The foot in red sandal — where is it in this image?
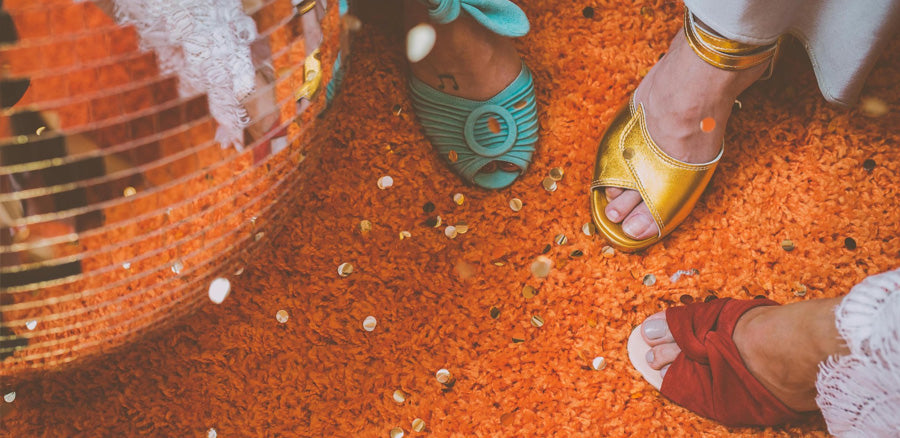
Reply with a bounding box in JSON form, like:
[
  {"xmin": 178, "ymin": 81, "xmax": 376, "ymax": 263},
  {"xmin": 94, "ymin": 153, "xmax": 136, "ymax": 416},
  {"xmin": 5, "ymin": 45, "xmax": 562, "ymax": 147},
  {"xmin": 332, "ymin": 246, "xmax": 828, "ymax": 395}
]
[{"xmin": 628, "ymin": 296, "xmax": 849, "ymax": 426}]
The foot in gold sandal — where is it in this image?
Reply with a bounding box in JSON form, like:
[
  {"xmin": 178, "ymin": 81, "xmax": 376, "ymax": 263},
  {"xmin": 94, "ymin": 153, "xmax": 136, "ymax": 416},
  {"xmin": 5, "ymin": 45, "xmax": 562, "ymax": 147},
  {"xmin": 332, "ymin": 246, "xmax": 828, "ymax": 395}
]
[{"xmin": 590, "ymin": 10, "xmax": 780, "ymax": 251}]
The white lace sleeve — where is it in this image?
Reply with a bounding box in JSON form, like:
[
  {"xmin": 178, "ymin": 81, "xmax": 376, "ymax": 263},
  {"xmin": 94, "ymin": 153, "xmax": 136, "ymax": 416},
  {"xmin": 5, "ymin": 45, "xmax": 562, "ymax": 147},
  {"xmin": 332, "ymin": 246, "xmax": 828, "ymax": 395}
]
[{"xmin": 109, "ymin": 0, "xmax": 258, "ymax": 150}]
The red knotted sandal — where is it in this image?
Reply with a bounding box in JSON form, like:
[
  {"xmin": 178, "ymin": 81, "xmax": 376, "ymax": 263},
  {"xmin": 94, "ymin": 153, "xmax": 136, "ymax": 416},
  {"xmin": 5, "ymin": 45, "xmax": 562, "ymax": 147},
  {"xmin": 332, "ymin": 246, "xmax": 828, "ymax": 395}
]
[{"xmin": 628, "ymin": 298, "xmax": 807, "ymax": 426}]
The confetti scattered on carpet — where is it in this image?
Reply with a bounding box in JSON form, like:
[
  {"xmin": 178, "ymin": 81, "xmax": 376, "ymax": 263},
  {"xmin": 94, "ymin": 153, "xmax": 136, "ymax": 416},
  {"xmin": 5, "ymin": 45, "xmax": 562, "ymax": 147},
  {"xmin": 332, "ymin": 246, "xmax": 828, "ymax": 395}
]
[{"xmin": 4, "ymin": 1, "xmax": 900, "ymax": 436}]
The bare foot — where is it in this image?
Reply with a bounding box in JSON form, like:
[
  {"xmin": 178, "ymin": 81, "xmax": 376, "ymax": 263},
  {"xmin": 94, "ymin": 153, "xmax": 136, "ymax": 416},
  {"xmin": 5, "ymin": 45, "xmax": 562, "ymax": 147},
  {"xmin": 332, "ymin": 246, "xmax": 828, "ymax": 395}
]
[
  {"xmin": 640, "ymin": 297, "xmax": 850, "ymax": 412},
  {"xmin": 603, "ymin": 31, "xmax": 768, "ymax": 239}
]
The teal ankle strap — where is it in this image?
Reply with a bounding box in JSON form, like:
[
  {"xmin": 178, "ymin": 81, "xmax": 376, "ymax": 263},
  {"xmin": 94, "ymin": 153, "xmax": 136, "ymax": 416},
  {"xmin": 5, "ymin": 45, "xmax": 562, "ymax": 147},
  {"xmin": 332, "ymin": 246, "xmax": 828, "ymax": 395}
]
[{"xmin": 420, "ymin": 0, "xmax": 529, "ymax": 37}]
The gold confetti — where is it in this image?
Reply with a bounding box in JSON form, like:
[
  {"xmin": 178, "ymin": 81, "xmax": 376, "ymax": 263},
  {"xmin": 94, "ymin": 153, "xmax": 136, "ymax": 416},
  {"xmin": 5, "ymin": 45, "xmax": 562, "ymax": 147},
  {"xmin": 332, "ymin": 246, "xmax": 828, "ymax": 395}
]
[
  {"xmin": 541, "ymin": 177, "xmax": 557, "ymax": 192},
  {"xmin": 582, "ymin": 222, "xmax": 596, "ymax": 236},
  {"xmin": 530, "ymin": 315, "xmax": 545, "ymax": 328},
  {"xmin": 337, "ymin": 262, "xmax": 354, "ymax": 277},
  {"xmin": 363, "ymin": 315, "xmax": 377, "ymax": 331},
  {"xmin": 389, "ymin": 427, "xmax": 405, "ymax": 438},
  {"xmin": 549, "ymin": 167, "xmax": 564, "ymax": 181},
  {"xmin": 591, "ymin": 356, "xmax": 607, "ymax": 370},
  {"xmin": 411, "ymin": 419, "xmax": 426, "ymax": 432},
  {"xmin": 35, "ymin": 126, "xmax": 46, "ymax": 136},
  {"xmin": 392, "ymin": 390, "xmax": 406, "ymax": 403},
  {"xmin": 453, "ymin": 193, "xmax": 465, "ymax": 205},
  {"xmin": 399, "ymin": 230, "xmax": 412, "ymax": 240},
  {"xmin": 522, "ymin": 285, "xmax": 537, "ymax": 299},
  {"xmin": 781, "ymin": 239, "xmax": 795, "ymax": 251},
  {"xmin": 359, "ymin": 220, "xmax": 373, "ymax": 234},
  {"xmin": 601, "ymin": 246, "xmax": 615, "ymax": 257},
  {"xmin": 509, "ymin": 198, "xmax": 523, "ymax": 212},
  {"xmin": 642, "ymin": 274, "xmax": 656, "ymax": 286},
  {"xmin": 793, "ymin": 283, "xmax": 808, "ymax": 297},
  {"xmin": 425, "ymin": 216, "xmax": 442, "ymax": 228},
  {"xmin": 276, "ymin": 310, "xmax": 289, "ymax": 323},
  {"xmin": 123, "ymin": 186, "xmax": 137, "ymax": 197},
  {"xmin": 554, "ymin": 234, "xmax": 568, "ymax": 245},
  {"xmin": 448, "ymin": 150, "xmax": 459, "ymax": 162},
  {"xmin": 455, "ymin": 222, "xmax": 469, "ymax": 234}
]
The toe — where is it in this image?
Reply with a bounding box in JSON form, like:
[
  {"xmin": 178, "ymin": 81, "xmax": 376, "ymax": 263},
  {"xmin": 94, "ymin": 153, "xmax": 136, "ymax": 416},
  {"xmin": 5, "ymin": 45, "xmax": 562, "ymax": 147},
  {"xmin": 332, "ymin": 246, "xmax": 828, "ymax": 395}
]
[
  {"xmin": 641, "ymin": 313, "xmax": 674, "ymax": 346},
  {"xmin": 621, "ymin": 203, "xmax": 659, "ymax": 240},
  {"xmin": 604, "ymin": 189, "xmax": 643, "ymax": 224},
  {"xmin": 646, "ymin": 342, "xmax": 681, "ymax": 370},
  {"xmin": 605, "ymin": 187, "xmax": 624, "ymax": 202}
]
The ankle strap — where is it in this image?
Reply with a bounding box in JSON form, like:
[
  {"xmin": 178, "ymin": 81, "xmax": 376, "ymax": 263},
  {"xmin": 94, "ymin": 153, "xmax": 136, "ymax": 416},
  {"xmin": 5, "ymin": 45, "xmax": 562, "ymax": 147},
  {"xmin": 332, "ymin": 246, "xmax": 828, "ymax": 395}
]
[
  {"xmin": 419, "ymin": 0, "xmax": 529, "ymax": 37},
  {"xmin": 683, "ymin": 10, "xmax": 778, "ymax": 71}
]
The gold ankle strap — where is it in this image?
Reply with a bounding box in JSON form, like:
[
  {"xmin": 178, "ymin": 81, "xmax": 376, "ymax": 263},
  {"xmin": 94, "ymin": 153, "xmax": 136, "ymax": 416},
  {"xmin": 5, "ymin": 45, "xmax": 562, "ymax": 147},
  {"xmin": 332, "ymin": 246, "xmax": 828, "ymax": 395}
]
[{"xmin": 683, "ymin": 10, "xmax": 779, "ymax": 71}]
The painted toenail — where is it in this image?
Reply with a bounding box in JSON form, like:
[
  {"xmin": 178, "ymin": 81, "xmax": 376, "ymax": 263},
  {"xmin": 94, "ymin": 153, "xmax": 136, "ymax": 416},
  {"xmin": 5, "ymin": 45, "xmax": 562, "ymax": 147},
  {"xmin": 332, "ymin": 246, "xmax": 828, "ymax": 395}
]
[
  {"xmin": 606, "ymin": 208, "xmax": 620, "ymax": 222},
  {"xmin": 623, "ymin": 215, "xmax": 651, "ymax": 238},
  {"xmin": 645, "ymin": 350, "xmax": 654, "ymax": 364},
  {"xmin": 643, "ymin": 319, "xmax": 667, "ymax": 340}
]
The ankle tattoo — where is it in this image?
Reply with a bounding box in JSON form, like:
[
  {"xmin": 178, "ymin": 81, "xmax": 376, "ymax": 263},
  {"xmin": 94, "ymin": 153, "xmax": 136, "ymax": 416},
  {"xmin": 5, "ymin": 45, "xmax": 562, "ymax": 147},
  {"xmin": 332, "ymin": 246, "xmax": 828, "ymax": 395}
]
[{"xmin": 437, "ymin": 74, "xmax": 459, "ymax": 90}]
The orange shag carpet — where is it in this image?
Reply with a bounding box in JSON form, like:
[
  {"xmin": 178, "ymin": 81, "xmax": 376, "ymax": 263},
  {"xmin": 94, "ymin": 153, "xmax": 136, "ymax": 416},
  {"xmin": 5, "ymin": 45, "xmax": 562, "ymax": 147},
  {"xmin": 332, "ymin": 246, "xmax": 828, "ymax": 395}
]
[{"xmin": 4, "ymin": 1, "xmax": 900, "ymax": 436}]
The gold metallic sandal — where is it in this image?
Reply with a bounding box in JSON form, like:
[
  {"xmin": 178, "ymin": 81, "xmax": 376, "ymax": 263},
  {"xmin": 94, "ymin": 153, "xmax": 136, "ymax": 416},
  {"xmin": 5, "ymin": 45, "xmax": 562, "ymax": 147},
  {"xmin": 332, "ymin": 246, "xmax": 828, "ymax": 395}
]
[{"xmin": 589, "ymin": 10, "xmax": 780, "ymax": 252}]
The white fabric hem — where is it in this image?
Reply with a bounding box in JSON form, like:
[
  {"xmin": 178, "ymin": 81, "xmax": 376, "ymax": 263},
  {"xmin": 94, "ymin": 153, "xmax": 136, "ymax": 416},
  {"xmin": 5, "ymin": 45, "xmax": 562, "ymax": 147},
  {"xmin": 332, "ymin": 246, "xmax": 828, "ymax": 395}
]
[{"xmin": 816, "ymin": 268, "xmax": 900, "ymax": 437}]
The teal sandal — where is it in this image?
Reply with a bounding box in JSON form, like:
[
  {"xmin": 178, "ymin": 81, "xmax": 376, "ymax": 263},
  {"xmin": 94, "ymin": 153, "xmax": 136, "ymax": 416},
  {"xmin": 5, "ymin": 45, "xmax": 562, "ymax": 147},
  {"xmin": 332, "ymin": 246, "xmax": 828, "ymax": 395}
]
[{"xmin": 409, "ymin": 0, "xmax": 538, "ymax": 189}]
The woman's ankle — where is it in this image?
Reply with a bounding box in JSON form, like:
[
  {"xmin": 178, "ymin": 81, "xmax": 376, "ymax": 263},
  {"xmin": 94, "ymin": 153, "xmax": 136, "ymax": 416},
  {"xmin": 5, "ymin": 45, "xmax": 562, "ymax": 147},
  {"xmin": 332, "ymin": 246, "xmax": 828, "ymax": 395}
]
[{"xmin": 404, "ymin": 0, "xmax": 520, "ymax": 101}]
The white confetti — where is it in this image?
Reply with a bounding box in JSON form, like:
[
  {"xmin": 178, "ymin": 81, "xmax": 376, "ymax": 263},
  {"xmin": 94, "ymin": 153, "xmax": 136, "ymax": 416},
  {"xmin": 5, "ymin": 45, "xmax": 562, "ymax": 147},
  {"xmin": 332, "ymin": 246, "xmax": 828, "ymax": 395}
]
[
  {"xmin": 406, "ymin": 23, "xmax": 436, "ymax": 63},
  {"xmin": 530, "ymin": 256, "xmax": 553, "ymax": 278},
  {"xmin": 208, "ymin": 278, "xmax": 231, "ymax": 304},
  {"xmin": 377, "ymin": 175, "xmax": 394, "ymax": 190},
  {"xmin": 435, "ymin": 368, "xmax": 452, "ymax": 384},
  {"xmin": 363, "ymin": 316, "xmax": 377, "ymax": 331},
  {"xmin": 669, "ymin": 268, "xmax": 699, "ymax": 283}
]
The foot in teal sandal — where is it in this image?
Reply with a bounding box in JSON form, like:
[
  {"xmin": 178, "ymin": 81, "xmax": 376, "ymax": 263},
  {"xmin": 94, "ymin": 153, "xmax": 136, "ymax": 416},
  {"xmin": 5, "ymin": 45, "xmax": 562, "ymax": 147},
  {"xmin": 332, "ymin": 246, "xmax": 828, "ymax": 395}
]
[{"xmin": 408, "ymin": 0, "xmax": 539, "ymax": 189}]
